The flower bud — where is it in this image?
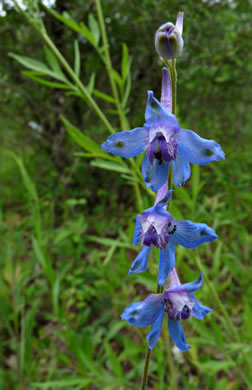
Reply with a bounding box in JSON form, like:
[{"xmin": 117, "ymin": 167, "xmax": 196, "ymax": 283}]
[{"xmin": 155, "ymin": 12, "xmax": 184, "ymax": 60}]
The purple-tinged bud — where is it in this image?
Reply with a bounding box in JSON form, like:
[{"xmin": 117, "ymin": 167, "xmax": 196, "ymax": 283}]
[{"xmin": 155, "ymin": 12, "xmax": 184, "ymax": 60}]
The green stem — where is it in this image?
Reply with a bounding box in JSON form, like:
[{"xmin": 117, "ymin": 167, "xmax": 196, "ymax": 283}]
[
  {"xmin": 171, "ymin": 59, "xmax": 177, "ymax": 115},
  {"xmin": 141, "ymin": 59, "xmax": 177, "ymax": 390},
  {"xmin": 41, "ymin": 31, "xmax": 115, "ymax": 135},
  {"xmin": 141, "ymin": 348, "xmax": 151, "ymax": 390},
  {"xmin": 95, "ymin": 0, "xmax": 128, "ymax": 130},
  {"xmin": 95, "ymin": 0, "xmax": 143, "ymax": 211},
  {"xmin": 13, "ymin": 0, "xmax": 114, "ymax": 136}
]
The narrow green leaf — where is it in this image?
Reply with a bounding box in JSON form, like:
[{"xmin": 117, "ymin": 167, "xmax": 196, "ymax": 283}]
[
  {"xmin": 31, "ymin": 377, "xmax": 92, "ymax": 388},
  {"xmin": 61, "ymin": 115, "xmax": 112, "ymax": 160},
  {"xmin": 108, "ymin": 67, "xmax": 123, "ymax": 89},
  {"xmin": 197, "ymin": 360, "xmax": 235, "ymax": 374},
  {"xmin": 122, "ymin": 72, "xmax": 131, "ymax": 108},
  {"xmin": 22, "ymin": 71, "xmax": 73, "ymax": 90},
  {"xmin": 80, "ymin": 22, "xmax": 96, "ymax": 46},
  {"xmin": 74, "ymin": 40, "xmax": 80, "ymax": 77},
  {"xmin": 121, "ymin": 43, "xmax": 129, "ymax": 80},
  {"xmin": 93, "ymin": 89, "xmax": 116, "ymax": 103},
  {"xmin": 86, "ymin": 236, "xmax": 136, "ymax": 249},
  {"xmin": 87, "ymin": 73, "xmax": 96, "ymax": 94},
  {"xmin": 88, "ymin": 14, "xmax": 100, "ymax": 45},
  {"xmin": 43, "ymin": 46, "xmax": 63, "ymax": 76},
  {"xmin": 9, "ymin": 53, "xmax": 67, "ymax": 82},
  {"xmin": 43, "ymin": 6, "xmax": 82, "ymax": 34},
  {"xmin": 10, "ymin": 53, "xmax": 52, "ymax": 73},
  {"xmin": 90, "ymin": 159, "xmax": 130, "ymax": 174}
]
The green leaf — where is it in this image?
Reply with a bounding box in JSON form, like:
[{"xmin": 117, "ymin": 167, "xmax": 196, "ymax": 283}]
[
  {"xmin": 9, "ymin": 53, "xmax": 67, "ymax": 82},
  {"xmin": 74, "ymin": 40, "xmax": 80, "ymax": 77},
  {"xmin": 90, "ymin": 159, "xmax": 130, "ymax": 174},
  {"xmin": 93, "ymin": 89, "xmax": 116, "ymax": 103},
  {"xmin": 31, "ymin": 377, "xmax": 92, "ymax": 388},
  {"xmin": 122, "ymin": 72, "xmax": 131, "ymax": 108},
  {"xmin": 108, "ymin": 67, "xmax": 123, "ymax": 89},
  {"xmin": 87, "ymin": 73, "xmax": 96, "ymax": 94},
  {"xmin": 43, "ymin": 6, "xmax": 82, "ymax": 34},
  {"xmin": 121, "ymin": 43, "xmax": 130, "ymax": 80},
  {"xmin": 22, "ymin": 71, "xmax": 73, "ymax": 90},
  {"xmin": 43, "ymin": 46, "xmax": 64, "ymax": 76},
  {"xmin": 10, "ymin": 53, "xmax": 53, "ymax": 74},
  {"xmin": 32, "ymin": 237, "xmax": 55, "ymax": 285},
  {"xmin": 86, "ymin": 236, "xmax": 136, "ymax": 249},
  {"xmin": 80, "ymin": 22, "xmax": 96, "ymax": 46},
  {"xmin": 88, "ymin": 14, "xmax": 100, "ymax": 45},
  {"xmin": 61, "ymin": 116, "xmax": 112, "ymax": 160},
  {"xmin": 197, "ymin": 360, "xmax": 235, "ymax": 374}
]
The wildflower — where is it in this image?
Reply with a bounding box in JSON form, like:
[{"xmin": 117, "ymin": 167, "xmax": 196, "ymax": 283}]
[
  {"xmin": 155, "ymin": 12, "xmax": 184, "ymax": 60},
  {"xmin": 129, "ymin": 191, "xmax": 217, "ymax": 285},
  {"xmin": 121, "ymin": 269, "xmax": 212, "ymax": 351},
  {"xmin": 101, "ymin": 81, "xmax": 225, "ymax": 191}
]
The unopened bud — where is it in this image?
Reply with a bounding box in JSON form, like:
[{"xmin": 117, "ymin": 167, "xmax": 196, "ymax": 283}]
[{"xmin": 155, "ymin": 12, "xmax": 184, "ymax": 60}]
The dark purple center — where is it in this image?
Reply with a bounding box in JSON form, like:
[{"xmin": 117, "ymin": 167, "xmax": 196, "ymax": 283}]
[
  {"xmin": 148, "ymin": 134, "xmax": 177, "ymax": 165},
  {"xmin": 162, "ymin": 295, "xmax": 191, "ymax": 321},
  {"xmin": 143, "ymin": 225, "xmax": 169, "ymax": 250},
  {"xmin": 180, "ymin": 305, "xmax": 191, "ymax": 320}
]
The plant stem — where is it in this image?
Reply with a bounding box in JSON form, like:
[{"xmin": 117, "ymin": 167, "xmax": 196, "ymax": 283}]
[
  {"xmin": 171, "ymin": 59, "xmax": 177, "ymax": 115},
  {"xmin": 95, "ymin": 0, "xmax": 128, "ymax": 130},
  {"xmin": 141, "ymin": 348, "xmax": 151, "ymax": 390},
  {"xmin": 13, "ymin": 0, "xmax": 115, "ymax": 136},
  {"xmin": 141, "ymin": 59, "xmax": 177, "ymax": 390}
]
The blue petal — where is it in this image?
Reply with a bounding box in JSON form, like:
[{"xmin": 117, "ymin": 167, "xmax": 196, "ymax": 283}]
[
  {"xmin": 141, "ymin": 154, "xmax": 169, "ymax": 192},
  {"xmin": 168, "ymin": 318, "xmax": 191, "ymax": 352},
  {"xmin": 175, "ymin": 129, "xmax": 225, "ymax": 165},
  {"xmin": 158, "ymin": 238, "xmax": 176, "ymax": 285},
  {"xmin": 121, "ymin": 295, "xmax": 163, "ymax": 327},
  {"xmin": 145, "ymin": 91, "xmax": 179, "ymax": 128},
  {"xmin": 133, "ymin": 214, "xmax": 142, "ymax": 245},
  {"xmin": 146, "ymin": 310, "xmax": 165, "ymax": 350},
  {"xmin": 128, "ymin": 245, "xmax": 151, "ymax": 275},
  {"xmin": 171, "ymin": 147, "xmax": 191, "ymax": 186},
  {"xmin": 173, "ymin": 220, "xmax": 218, "ymax": 249},
  {"xmin": 101, "ymin": 127, "xmax": 147, "ymax": 158},
  {"xmin": 167, "ymin": 273, "xmax": 203, "ymax": 293},
  {"xmin": 192, "ymin": 300, "xmax": 212, "ymax": 320}
]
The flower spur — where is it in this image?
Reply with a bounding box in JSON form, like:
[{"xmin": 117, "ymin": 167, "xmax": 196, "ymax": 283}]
[{"xmin": 121, "ymin": 268, "xmax": 212, "ymax": 351}]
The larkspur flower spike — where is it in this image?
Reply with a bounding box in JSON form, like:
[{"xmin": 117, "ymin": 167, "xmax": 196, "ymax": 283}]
[
  {"xmin": 101, "ymin": 68, "xmax": 225, "ymax": 192},
  {"xmin": 121, "ymin": 269, "xmax": 212, "ymax": 351},
  {"xmin": 129, "ymin": 190, "xmax": 218, "ymax": 285},
  {"xmin": 155, "ymin": 12, "xmax": 184, "ymax": 60}
]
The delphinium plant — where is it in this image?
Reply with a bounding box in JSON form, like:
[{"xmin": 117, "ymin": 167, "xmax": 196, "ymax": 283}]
[
  {"xmin": 101, "ymin": 12, "xmax": 225, "ymax": 388},
  {"xmin": 9, "ymin": 1, "xmax": 252, "ymax": 387}
]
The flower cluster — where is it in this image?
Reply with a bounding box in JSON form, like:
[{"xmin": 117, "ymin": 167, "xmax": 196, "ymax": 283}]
[{"xmin": 101, "ymin": 13, "xmax": 224, "ymax": 352}]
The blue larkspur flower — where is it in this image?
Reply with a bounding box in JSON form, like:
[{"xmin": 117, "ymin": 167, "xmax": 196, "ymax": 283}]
[
  {"xmin": 121, "ymin": 269, "xmax": 212, "ymax": 351},
  {"xmin": 101, "ymin": 89, "xmax": 225, "ymax": 191},
  {"xmin": 129, "ymin": 190, "xmax": 217, "ymax": 285}
]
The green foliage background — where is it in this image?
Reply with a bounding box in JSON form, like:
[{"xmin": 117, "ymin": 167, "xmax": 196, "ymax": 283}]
[{"xmin": 0, "ymin": 0, "xmax": 251, "ymax": 389}]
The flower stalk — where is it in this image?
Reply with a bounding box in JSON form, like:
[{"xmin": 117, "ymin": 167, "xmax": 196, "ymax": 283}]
[{"xmin": 141, "ymin": 58, "xmax": 178, "ymax": 390}]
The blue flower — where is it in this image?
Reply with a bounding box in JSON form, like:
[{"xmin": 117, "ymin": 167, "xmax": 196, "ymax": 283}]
[
  {"xmin": 129, "ymin": 191, "xmax": 217, "ymax": 285},
  {"xmin": 101, "ymin": 89, "xmax": 225, "ymax": 191},
  {"xmin": 121, "ymin": 269, "xmax": 212, "ymax": 351}
]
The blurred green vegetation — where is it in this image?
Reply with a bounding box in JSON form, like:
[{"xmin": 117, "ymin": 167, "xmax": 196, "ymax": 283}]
[{"xmin": 0, "ymin": 0, "xmax": 251, "ymax": 389}]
